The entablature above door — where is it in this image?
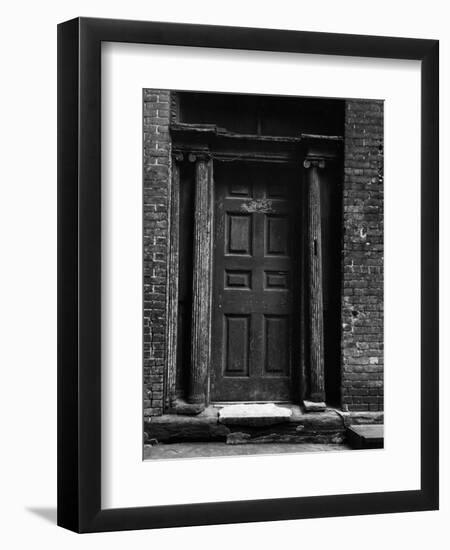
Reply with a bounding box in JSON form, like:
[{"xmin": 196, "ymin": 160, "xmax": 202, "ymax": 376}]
[{"xmin": 170, "ymin": 122, "xmax": 343, "ymax": 164}]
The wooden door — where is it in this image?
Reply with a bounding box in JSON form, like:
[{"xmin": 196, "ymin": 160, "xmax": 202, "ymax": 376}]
[{"xmin": 210, "ymin": 162, "xmax": 300, "ymax": 402}]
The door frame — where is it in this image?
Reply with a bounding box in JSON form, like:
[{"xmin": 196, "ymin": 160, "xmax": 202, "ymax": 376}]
[{"xmin": 165, "ymin": 127, "xmax": 341, "ymax": 411}]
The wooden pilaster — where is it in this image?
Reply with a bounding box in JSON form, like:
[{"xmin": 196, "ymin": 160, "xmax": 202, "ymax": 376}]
[
  {"xmin": 188, "ymin": 154, "xmax": 213, "ymax": 405},
  {"xmin": 304, "ymin": 157, "xmax": 326, "ymax": 406},
  {"xmin": 165, "ymin": 154, "xmax": 182, "ymax": 409}
]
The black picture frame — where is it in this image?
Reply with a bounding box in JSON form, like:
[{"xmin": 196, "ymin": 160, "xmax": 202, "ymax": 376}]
[{"xmin": 57, "ymin": 17, "xmax": 439, "ymax": 533}]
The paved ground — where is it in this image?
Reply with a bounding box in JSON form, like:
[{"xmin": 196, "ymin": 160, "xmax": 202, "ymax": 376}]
[{"xmin": 144, "ymin": 441, "xmax": 351, "ymax": 460}]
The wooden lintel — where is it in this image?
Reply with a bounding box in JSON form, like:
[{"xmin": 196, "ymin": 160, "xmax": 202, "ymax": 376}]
[
  {"xmin": 171, "ymin": 123, "xmax": 343, "ymax": 144},
  {"xmin": 300, "ymin": 133, "xmax": 344, "ymax": 141}
]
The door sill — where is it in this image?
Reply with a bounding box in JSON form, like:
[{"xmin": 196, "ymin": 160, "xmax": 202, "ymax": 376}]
[{"xmin": 211, "ymin": 400, "xmax": 295, "ymax": 406}]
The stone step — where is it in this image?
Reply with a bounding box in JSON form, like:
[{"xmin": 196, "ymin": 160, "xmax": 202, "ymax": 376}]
[
  {"xmin": 346, "ymin": 424, "xmax": 384, "ymax": 449},
  {"xmin": 144, "ymin": 404, "xmax": 349, "ymax": 444},
  {"xmin": 218, "ymin": 403, "xmax": 292, "ymax": 427}
]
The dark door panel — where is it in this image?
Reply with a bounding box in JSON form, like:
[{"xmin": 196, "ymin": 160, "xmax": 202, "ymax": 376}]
[{"xmin": 211, "ymin": 162, "xmax": 301, "ymax": 402}]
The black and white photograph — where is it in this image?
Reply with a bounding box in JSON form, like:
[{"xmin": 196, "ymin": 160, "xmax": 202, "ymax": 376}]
[
  {"xmin": 0, "ymin": 0, "xmax": 444, "ymax": 543},
  {"xmin": 143, "ymin": 89, "xmax": 384, "ymax": 459}
]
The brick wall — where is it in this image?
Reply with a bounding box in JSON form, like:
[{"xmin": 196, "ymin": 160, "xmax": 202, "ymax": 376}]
[
  {"xmin": 143, "ymin": 89, "xmax": 172, "ymax": 418},
  {"xmin": 341, "ymin": 99, "xmax": 384, "ymax": 412}
]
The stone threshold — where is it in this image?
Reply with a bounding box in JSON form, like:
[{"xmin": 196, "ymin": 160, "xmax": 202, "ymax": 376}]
[{"xmin": 144, "ymin": 403, "xmax": 383, "ymax": 446}]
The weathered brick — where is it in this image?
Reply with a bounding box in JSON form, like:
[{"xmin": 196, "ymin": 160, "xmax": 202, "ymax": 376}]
[
  {"xmin": 341, "ymin": 99, "xmax": 384, "ymax": 412},
  {"xmin": 143, "ymin": 89, "xmax": 172, "ymax": 416}
]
